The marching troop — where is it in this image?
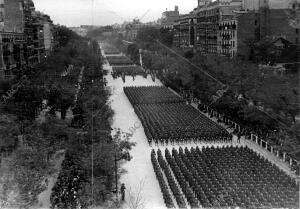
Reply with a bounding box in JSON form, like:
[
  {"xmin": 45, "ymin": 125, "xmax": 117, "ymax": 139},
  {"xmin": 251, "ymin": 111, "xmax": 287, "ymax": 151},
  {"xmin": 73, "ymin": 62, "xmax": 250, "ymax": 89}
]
[
  {"xmin": 152, "ymin": 147, "xmax": 298, "ymax": 209},
  {"xmin": 125, "ymin": 86, "xmax": 231, "ymax": 146},
  {"xmin": 101, "ymin": 46, "xmax": 298, "ymax": 209}
]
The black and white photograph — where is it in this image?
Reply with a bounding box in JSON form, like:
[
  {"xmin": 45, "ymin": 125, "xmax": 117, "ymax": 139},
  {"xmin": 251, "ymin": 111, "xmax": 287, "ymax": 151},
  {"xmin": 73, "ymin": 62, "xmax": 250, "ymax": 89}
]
[{"xmin": 0, "ymin": 0, "xmax": 299, "ymax": 209}]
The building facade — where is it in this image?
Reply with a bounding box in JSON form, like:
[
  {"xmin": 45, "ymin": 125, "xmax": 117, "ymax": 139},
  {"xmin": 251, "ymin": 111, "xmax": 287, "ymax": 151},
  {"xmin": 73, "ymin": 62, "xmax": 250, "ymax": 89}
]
[
  {"xmin": 174, "ymin": 0, "xmax": 300, "ymax": 58},
  {"xmin": 0, "ymin": 0, "xmax": 25, "ymax": 78},
  {"xmin": 217, "ymin": 11, "xmax": 257, "ymax": 58},
  {"xmin": 122, "ymin": 19, "xmax": 160, "ymax": 41},
  {"xmin": 161, "ymin": 6, "xmax": 180, "ymax": 29},
  {"xmin": 195, "ymin": 0, "xmax": 243, "ymax": 56},
  {"xmin": 0, "ymin": 0, "xmax": 55, "ymax": 78},
  {"xmin": 173, "ymin": 14, "xmax": 196, "ymax": 48}
]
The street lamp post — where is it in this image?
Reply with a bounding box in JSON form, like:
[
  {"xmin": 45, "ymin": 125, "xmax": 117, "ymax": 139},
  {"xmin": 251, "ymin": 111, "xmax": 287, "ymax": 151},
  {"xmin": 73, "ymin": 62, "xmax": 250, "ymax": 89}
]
[
  {"xmin": 298, "ymin": 166, "xmax": 300, "ymax": 209},
  {"xmin": 91, "ymin": 79, "xmax": 95, "ymax": 206},
  {"xmin": 115, "ymin": 149, "xmax": 118, "ymax": 201}
]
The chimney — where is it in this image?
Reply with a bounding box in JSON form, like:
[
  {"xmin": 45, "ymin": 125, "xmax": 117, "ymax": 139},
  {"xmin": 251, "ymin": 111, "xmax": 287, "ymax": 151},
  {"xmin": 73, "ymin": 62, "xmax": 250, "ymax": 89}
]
[{"xmin": 175, "ymin": 6, "xmax": 179, "ymax": 11}]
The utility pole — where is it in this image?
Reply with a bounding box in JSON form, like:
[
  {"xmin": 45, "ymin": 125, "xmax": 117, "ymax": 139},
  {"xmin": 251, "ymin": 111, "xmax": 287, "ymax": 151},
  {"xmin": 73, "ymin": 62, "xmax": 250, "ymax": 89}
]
[
  {"xmin": 113, "ymin": 130, "xmax": 123, "ymax": 202},
  {"xmin": 91, "ymin": 79, "xmax": 94, "ymax": 206},
  {"xmin": 114, "ymin": 129, "xmax": 120, "ymax": 202},
  {"xmin": 115, "ymin": 148, "xmax": 118, "ymax": 201}
]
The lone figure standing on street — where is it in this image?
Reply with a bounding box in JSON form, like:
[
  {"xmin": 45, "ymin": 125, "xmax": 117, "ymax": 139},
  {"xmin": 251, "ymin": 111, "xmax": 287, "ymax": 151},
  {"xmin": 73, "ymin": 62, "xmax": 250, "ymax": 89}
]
[
  {"xmin": 237, "ymin": 133, "xmax": 241, "ymax": 144},
  {"xmin": 120, "ymin": 183, "xmax": 126, "ymax": 201}
]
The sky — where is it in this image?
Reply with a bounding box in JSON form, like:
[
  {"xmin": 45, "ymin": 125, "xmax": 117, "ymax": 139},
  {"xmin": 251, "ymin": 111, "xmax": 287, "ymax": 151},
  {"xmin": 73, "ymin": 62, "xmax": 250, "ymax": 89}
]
[{"xmin": 32, "ymin": 0, "xmax": 197, "ymax": 27}]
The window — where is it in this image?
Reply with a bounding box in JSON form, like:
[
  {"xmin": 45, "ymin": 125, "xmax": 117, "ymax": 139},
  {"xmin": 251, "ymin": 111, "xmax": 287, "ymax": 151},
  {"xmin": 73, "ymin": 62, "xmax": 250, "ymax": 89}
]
[
  {"xmin": 254, "ymin": 20, "xmax": 257, "ymax": 26},
  {"xmin": 0, "ymin": 11, "xmax": 3, "ymax": 22},
  {"xmin": 296, "ymin": 28, "xmax": 299, "ymax": 35}
]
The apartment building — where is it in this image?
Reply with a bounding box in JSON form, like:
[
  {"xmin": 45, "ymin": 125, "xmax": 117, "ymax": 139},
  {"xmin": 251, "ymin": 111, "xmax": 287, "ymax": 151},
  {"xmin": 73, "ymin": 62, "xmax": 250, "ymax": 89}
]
[
  {"xmin": 0, "ymin": 0, "xmax": 56, "ymax": 78},
  {"xmin": 0, "ymin": 0, "xmax": 25, "ymax": 78},
  {"xmin": 218, "ymin": 11, "xmax": 257, "ymax": 58},
  {"xmin": 43, "ymin": 15, "xmax": 54, "ymax": 56},
  {"xmin": 161, "ymin": 6, "xmax": 180, "ymax": 29},
  {"xmin": 174, "ymin": 0, "xmax": 300, "ymax": 58},
  {"xmin": 195, "ymin": 0, "xmax": 243, "ymax": 55},
  {"xmin": 173, "ymin": 14, "xmax": 195, "ymax": 48}
]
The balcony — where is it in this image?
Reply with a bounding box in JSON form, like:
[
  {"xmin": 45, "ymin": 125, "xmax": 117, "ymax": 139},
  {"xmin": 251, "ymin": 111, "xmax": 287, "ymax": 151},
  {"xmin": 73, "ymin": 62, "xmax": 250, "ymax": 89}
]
[{"xmin": 221, "ymin": 44, "xmax": 232, "ymax": 48}]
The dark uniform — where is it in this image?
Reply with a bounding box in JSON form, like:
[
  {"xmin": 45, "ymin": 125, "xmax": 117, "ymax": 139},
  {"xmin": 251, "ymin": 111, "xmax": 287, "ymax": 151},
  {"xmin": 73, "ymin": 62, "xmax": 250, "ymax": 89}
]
[{"xmin": 120, "ymin": 183, "xmax": 126, "ymax": 201}]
